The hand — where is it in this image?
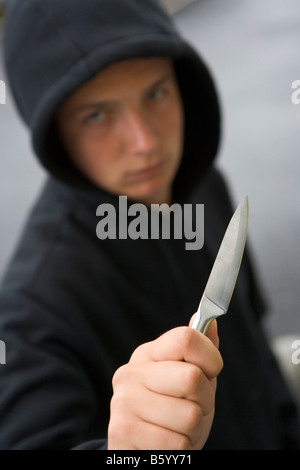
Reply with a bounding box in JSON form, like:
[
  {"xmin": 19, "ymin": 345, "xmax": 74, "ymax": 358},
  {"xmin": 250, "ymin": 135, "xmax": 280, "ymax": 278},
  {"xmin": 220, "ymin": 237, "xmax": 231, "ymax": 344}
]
[{"xmin": 107, "ymin": 320, "xmax": 223, "ymax": 450}]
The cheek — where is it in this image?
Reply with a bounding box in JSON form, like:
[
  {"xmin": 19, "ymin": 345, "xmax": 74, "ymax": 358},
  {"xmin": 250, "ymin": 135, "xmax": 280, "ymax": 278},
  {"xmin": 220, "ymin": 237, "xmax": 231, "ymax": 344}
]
[
  {"xmin": 67, "ymin": 131, "xmax": 115, "ymax": 176},
  {"xmin": 57, "ymin": 118, "xmax": 123, "ymax": 190}
]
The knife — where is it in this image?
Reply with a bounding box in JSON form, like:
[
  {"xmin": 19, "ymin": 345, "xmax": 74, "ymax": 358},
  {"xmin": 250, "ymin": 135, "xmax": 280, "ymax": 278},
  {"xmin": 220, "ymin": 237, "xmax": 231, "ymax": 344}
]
[{"xmin": 191, "ymin": 195, "xmax": 249, "ymax": 334}]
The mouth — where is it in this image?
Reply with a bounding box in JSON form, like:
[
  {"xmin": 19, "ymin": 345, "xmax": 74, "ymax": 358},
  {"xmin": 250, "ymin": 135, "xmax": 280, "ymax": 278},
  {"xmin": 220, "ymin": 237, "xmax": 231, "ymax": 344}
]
[{"xmin": 126, "ymin": 160, "xmax": 166, "ymax": 180}]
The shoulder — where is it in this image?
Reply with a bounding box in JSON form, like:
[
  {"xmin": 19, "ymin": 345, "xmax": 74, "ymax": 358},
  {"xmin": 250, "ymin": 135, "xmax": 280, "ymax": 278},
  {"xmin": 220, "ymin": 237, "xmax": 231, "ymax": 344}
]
[{"xmin": 0, "ymin": 177, "xmax": 102, "ymax": 295}]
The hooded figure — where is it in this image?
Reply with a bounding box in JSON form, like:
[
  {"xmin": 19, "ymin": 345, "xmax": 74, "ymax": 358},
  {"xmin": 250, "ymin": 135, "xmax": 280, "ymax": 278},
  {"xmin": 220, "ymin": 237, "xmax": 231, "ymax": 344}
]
[{"xmin": 0, "ymin": 0, "xmax": 299, "ymax": 450}]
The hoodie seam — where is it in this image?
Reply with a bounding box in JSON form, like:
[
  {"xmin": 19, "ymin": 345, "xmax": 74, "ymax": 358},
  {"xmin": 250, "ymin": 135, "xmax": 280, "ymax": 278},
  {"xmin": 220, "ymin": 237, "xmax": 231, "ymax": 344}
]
[
  {"xmin": 30, "ymin": 0, "xmax": 179, "ymax": 73},
  {"xmin": 29, "ymin": 1, "xmax": 90, "ymax": 67}
]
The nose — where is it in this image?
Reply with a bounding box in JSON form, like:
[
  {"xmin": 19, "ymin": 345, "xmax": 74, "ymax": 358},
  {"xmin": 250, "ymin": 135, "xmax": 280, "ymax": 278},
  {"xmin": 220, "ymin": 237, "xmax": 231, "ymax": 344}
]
[{"xmin": 122, "ymin": 109, "xmax": 159, "ymax": 156}]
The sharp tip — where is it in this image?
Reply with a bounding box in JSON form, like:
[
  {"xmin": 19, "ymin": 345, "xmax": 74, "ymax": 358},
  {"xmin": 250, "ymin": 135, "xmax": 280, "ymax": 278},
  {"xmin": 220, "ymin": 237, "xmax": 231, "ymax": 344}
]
[
  {"xmin": 241, "ymin": 194, "xmax": 249, "ymax": 208},
  {"xmin": 242, "ymin": 195, "xmax": 250, "ymax": 225},
  {"xmin": 236, "ymin": 195, "xmax": 250, "ymax": 221}
]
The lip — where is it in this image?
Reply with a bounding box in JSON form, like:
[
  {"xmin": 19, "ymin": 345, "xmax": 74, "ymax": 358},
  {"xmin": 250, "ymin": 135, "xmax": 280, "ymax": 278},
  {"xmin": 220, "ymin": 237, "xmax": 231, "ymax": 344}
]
[{"xmin": 127, "ymin": 161, "xmax": 166, "ymax": 180}]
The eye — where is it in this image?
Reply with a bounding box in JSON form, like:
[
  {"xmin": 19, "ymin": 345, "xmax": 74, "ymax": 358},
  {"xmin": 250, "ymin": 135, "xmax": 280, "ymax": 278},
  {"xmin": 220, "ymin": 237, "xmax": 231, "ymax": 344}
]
[
  {"xmin": 148, "ymin": 87, "xmax": 167, "ymax": 102},
  {"xmin": 84, "ymin": 109, "xmax": 106, "ymax": 124}
]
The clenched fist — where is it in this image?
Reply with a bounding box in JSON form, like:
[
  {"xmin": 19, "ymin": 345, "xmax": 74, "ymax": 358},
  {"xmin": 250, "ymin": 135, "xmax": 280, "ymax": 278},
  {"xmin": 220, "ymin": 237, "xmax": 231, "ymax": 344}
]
[{"xmin": 108, "ymin": 320, "xmax": 223, "ymax": 450}]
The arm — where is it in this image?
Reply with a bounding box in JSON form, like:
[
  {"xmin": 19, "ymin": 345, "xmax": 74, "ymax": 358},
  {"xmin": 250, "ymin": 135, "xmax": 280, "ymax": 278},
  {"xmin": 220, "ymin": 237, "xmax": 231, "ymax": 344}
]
[{"xmin": 0, "ymin": 289, "xmax": 102, "ymax": 450}]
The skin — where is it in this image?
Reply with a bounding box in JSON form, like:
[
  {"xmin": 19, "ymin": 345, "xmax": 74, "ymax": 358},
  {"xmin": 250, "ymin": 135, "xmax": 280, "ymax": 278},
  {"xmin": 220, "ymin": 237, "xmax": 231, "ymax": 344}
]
[
  {"xmin": 56, "ymin": 57, "xmax": 224, "ymax": 449},
  {"xmin": 108, "ymin": 319, "xmax": 223, "ymax": 450},
  {"xmin": 56, "ymin": 57, "xmax": 184, "ymax": 205}
]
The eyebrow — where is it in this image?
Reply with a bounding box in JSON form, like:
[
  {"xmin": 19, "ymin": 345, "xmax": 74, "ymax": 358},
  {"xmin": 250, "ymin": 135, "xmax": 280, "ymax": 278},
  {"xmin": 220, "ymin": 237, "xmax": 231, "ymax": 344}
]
[
  {"xmin": 68, "ymin": 74, "xmax": 174, "ymax": 117},
  {"xmin": 144, "ymin": 74, "xmax": 174, "ymax": 94}
]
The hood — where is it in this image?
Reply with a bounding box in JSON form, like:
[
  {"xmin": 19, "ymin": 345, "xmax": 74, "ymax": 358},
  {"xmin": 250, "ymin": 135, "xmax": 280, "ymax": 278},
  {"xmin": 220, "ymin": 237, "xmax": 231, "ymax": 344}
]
[{"xmin": 3, "ymin": 0, "xmax": 221, "ymax": 200}]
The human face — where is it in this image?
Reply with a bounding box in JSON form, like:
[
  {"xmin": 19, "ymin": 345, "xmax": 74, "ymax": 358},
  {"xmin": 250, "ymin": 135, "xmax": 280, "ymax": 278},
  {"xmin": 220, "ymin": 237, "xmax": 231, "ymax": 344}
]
[{"xmin": 55, "ymin": 58, "xmax": 184, "ymax": 205}]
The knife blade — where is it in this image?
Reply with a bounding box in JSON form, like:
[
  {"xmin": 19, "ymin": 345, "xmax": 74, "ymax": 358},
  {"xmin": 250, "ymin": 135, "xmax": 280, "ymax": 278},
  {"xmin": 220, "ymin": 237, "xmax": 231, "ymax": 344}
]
[{"xmin": 191, "ymin": 195, "xmax": 249, "ymax": 334}]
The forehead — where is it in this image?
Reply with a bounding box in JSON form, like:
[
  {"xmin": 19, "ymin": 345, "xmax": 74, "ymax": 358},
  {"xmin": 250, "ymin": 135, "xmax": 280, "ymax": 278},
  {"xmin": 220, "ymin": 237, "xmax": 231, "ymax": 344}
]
[{"xmin": 61, "ymin": 57, "xmax": 175, "ymax": 107}]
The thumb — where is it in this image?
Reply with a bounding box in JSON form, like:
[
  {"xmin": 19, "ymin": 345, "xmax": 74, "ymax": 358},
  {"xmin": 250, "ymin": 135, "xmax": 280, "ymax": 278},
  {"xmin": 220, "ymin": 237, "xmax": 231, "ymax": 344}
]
[
  {"xmin": 206, "ymin": 320, "xmax": 219, "ymax": 349},
  {"xmin": 188, "ymin": 312, "xmax": 197, "ymax": 328}
]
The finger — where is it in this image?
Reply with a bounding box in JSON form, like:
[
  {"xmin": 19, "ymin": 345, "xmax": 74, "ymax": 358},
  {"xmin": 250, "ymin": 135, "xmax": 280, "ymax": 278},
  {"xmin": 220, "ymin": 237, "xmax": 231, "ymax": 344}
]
[
  {"xmin": 109, "ymin": 384, "xmax": 194, "ymax": 450},
  {"xmin": 109, "ymin": 417, "xmax": 192, "ymax": 450},
  {"xmin": 140, "ymin": 360, "xmax": 216, "ymax": 408},
  {"xmin": 131, "ymin": 387, "xmax": 206, "ymax": 436},
  {"xmin": 131, "ymin": 326, "xmax": 223, "ymax": 379}
]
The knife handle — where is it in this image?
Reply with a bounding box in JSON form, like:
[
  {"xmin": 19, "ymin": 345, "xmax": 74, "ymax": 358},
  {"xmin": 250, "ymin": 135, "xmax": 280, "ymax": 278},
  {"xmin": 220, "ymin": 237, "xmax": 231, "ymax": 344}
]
[{"xmin": 191, "ymin": 295, "xmax": 226, "ymax": 335}]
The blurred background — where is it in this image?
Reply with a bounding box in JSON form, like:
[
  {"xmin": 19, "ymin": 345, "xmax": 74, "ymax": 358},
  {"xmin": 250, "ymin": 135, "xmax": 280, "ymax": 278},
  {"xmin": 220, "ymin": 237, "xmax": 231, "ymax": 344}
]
[{"xmin": 0, "ymin": 0, "xmax": 299, "ymax": 340}]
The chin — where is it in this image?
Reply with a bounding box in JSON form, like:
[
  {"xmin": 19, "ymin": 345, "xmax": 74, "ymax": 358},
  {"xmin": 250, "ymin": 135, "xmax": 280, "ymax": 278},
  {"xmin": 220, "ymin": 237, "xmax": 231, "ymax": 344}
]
[{"xmin": 129, "ymin": 182, "xmax": 172, "ymax": 206}]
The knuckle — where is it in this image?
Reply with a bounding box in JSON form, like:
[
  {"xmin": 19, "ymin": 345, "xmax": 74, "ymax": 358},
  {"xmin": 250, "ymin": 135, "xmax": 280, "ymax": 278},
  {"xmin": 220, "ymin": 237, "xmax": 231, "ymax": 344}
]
[
  {"xmin": 112, "ymin": 364, "xmax": 128, "ymax": 389},
  {"xmin": 184, "ymin": 402, "xmax": 203, "ymax": 432},
  {"xmin": 110, "ymin": 388, "xmax": 128, "ymax": 415},
  {"xmin": 217, "ymin": 353, "xmax": 224, "ymax": 374},
  {"xmin": 109, "ymin": 391, "xmax": 139, "ymax": 442},
  {"xmin": 171, "ymin": 433, "xmax": 192, "ymax": 451},
  {"xmin": 210, "ymin": 351, "xmax": 224, "ymax": 378},
  {"xmin": 108, "ymin": 412, "xmax": 135, "ymax": 447},
  {"xmin": 130, "ymin": 342, "xmax": 149, "ymax": 362},
  {"xmin": 184, "ymin": 364, "xmax": 204, "ymax": 393},
  {"xmin": 108, "ymin": 416, "xmax": 124, "ymax": 444}
]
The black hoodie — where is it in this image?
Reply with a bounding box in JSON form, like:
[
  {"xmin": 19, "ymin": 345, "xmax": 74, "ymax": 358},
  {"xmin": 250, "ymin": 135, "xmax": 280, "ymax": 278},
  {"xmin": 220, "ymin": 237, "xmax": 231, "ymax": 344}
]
[{"xmin": 0, "ymin": 0, "xmax": 299, "ymax": 450}]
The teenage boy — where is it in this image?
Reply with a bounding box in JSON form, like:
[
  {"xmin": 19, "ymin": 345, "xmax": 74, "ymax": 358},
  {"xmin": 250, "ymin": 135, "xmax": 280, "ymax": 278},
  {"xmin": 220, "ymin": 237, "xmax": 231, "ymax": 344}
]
[{"xmin": 0, "ymin": 0, "xmax": 299, "ymax": 449}]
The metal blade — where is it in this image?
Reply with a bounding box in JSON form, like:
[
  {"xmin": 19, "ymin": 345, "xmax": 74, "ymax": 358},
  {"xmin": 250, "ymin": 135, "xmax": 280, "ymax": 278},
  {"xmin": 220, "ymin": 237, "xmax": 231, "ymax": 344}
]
[{"xmin": 192, "ymin": 195, "xmax": 249, "ymax": 334}]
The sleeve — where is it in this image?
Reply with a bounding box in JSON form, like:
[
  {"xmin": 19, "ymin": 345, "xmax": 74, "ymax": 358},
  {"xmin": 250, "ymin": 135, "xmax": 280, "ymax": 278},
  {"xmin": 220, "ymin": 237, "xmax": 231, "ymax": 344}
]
[
  {"xmin": 0, "ymin": 183, "xmax": 113, "ymax": 449},
  {"xmin": 73, "ymin": 440, "xmax": 107, "ymax": 450},
  {"xmin": 0, "ymin": 286, "xmax": 106, "ymax": 450}
]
